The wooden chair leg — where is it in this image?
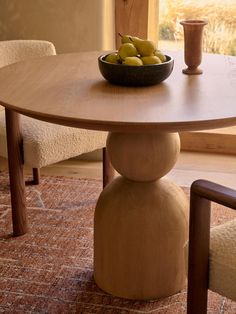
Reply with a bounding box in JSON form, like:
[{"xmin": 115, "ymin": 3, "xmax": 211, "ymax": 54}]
[
  {"xmin": 32, "ymin": 168, "xmax": 40, "ymax": 185},
  {"xmin": 102, "ymin": 147, "xmax": 115, "ymax": 188},
  {"xmin": 187, "ymin": 184, "xmax": 211, "ymax": 314},
  {"xmin": 5, "ymin": 109, "xmax": 27, "ymax": 236},
  {"xmin": 25, "ymin": 168, "xmax": 40, "ymax": 185}
]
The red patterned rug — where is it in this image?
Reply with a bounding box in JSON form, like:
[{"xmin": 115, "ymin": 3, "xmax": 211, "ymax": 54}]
[{"xmin": 0, "ymin": 171, "xmax": 235, "ymax": 313}]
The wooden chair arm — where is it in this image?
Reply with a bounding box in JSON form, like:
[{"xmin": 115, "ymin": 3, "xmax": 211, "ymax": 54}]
[
  {"xmin": 187, "ymin": 180, "xmax": 236, "ymax": 314},
  {"xmin": 191, "ymin": 179, "xmax": 236, "ymax": 210}
]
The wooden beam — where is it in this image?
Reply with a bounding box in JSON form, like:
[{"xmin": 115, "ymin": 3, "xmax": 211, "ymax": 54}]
[{"xmin": 115, "ymin": 0, "xmax": 149, "ymax": 48}]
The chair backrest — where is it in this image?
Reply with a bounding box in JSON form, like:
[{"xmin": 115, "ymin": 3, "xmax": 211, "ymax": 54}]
[
  {"xmin": 0, "ymin": 40, "xmax": 56, "ymax": 111},
  {"xmin": 0, "ymin": 40, "xmax": 56, "ymax": 67}
]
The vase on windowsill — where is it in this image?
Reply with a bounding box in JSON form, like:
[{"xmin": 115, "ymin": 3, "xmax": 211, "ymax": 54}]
[{"xmin": 180, "ymin": 20, "xmax": 208, "ymax": 75}]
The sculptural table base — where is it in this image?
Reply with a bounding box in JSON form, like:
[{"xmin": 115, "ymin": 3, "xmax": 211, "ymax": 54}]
[{"xmin": 94, "ymin": 131, "xmax": 189, "ymax": 300}]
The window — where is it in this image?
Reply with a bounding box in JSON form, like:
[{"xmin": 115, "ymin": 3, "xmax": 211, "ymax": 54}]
[{"xmin": 159, "ymin": 0, "xmax": 236, "ymax": 56}]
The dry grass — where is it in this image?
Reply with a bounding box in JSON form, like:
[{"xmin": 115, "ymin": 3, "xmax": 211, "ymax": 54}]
[{"xmin": 159, "ymin": 0, "xmax": 236, "ymax": 55}]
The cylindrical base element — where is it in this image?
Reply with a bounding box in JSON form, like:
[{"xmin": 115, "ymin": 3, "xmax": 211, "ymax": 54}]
[{"xmin": 94, "ymin": 177, "xmax": 189, "ymax": 300}]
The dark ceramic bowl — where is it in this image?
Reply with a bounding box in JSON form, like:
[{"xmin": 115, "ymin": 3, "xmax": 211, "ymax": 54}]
[{"xmin": 98, "ymin": 53, "xmax": 174, "ymax": 86}]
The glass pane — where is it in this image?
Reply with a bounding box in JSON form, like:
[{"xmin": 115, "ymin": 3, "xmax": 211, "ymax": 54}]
[{"xmin": 159, "ymin": 0, "xmax": 236, "ymax": 56}]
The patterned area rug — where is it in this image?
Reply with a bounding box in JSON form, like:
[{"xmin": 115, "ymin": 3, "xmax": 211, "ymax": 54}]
[{"xmin": 0, "ymin": 171, "xmax": 235, "ymax": 314}]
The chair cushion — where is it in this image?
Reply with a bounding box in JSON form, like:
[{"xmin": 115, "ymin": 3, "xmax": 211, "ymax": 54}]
[
  {"xmin": 209, "ymin": 219, "xmax": 236, "ymax": 301},
  {"xmin": 0, "ymin": 111, "xmax": 107, "ymax": 168}
]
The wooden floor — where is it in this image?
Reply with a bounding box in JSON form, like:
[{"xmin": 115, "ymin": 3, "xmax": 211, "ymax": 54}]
[{"xmin": 0, "ymin": 151, "xmax": 235, "ymax": 188}]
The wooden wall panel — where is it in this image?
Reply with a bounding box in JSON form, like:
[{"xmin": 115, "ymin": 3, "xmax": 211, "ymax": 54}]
[{"xmin": 115, "ymin": 0, "xmax": 149, "ymax": 48}]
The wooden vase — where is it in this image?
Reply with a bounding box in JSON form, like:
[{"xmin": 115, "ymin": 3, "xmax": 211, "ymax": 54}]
[{"xmin": 180, "ymin": 20, "xmax": 207, "ymax": 75}]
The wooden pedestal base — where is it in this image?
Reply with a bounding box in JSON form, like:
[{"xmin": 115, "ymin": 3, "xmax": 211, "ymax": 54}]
[{"xmin": 94, "ymin": 131, "xmax": 189, "ymax": 300}]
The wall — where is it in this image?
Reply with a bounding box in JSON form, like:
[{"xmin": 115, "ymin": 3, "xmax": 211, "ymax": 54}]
[
  {"xmin": 0, "ymin": 0, "xmax": 115, "ymax": 160},
  {"xmin": 0, "ymin": 0, "xmax": 115, "ymax": 53}
]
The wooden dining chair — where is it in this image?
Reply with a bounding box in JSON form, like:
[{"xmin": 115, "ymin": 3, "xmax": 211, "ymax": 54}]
[
  {"xmin": 0, "ymin": 40, "xmax": 114, "ymax": 189},
  {"xmin": 187, "ymin": 179, "xmax": 236, "ymax": 314},
  {"xmin": 0, "ymin": 40, "xmax": 114, "ymax": 237}
]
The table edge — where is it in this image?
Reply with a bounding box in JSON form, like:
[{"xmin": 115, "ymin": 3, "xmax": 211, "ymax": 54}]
[{"xmin": 1, "ymin": 102, "xmax": 236, "ymax": 133}]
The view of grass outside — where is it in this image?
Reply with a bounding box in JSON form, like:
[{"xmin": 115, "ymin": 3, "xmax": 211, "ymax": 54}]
[{"xmin": 158, "ymin": 0, "xmax": 236, "ymax": 56}]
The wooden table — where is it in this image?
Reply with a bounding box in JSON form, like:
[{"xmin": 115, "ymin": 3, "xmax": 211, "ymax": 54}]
[{"xmin": 0, "ymin": 51, "xmax": 235, "ymax": 300}]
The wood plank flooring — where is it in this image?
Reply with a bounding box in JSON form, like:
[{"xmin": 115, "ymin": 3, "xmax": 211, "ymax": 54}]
[{"xmin": 1, "ymin": 151, "xmax": 235, "ymax": 188}]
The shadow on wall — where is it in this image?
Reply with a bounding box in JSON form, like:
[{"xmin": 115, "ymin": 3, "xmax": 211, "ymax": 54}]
[{"xmin": 0, "ymin": 0, "xmax": 115, "ymax": 53}]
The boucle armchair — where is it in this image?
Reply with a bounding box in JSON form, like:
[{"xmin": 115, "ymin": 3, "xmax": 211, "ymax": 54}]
[
  {"xmin": 0, "ymin": 40, "xmax": 114, "ymax": 235},
  {"xmin": 187, "ymin": 179, "xmax": 236, "ymax": 314},
  {"xmin": 0, "ymin": 40, "xmax": 114, "ymax": 184}
]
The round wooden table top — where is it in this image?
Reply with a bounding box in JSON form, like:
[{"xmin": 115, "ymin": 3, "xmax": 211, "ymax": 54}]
[{"xmin": 0, "ymin": 51, "xmax": 235, "ymax": 132}]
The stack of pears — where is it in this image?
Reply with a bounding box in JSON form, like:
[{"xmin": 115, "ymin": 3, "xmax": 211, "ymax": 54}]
[{"xmin": 105, "ymin": 34, "xmax": 167, "ymax": 66}]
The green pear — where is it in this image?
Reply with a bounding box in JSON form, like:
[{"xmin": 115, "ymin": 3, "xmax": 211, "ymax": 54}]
[
  {"xmin": 154, "ymin": 50, "xmax": 167, "ymax": 63},
  {"xmin": 119, "ymin": 34, "xmax": 132, "ymax": 44},
  {"xmin": 132, "ymin": 38, "xmax": 156, "ymax": 57},
  {"xmin": 123, "ymin": 57, "xmax": 143, "ymax": 66},
  {"xmin": 118, "ymin": 43, "xmax": 138, "ymax": 60},
  {"xmin": 129, "ymin": 36, "xmax": 140, "ymax": 42},
  {"xmin": 105, "ymin": 53, "xmax": 120, "ymax": 64},
  {"xmin": 141, "ymin": 56, "xmax": 162, "ymax": 65},
  {"xmin": 118, "ymin": 33, "xmax": 140, "ymax": 44}
]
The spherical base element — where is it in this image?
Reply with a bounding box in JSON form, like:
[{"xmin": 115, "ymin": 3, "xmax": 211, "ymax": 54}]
[
  {"xmin": 94, "ymin": 176, "xmax": 189, "ymax": 300},
  {"xmin": 107, "ymin": 132, "xmax": 180, "ymax": 182}
]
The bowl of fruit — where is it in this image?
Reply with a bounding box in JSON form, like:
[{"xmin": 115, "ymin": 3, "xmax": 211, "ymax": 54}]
[{"xmin": 98, "ymin": 34, "xmax": 174, "ymax": 87}]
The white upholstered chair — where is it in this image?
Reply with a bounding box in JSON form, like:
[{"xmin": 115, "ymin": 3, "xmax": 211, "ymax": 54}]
[
  {"xmin": 0, "ymin": 40, "xmax": 114, "ymax": 235},
  {"xmin": 187, "ymin": 179, "xmax": 236, "ymax": 314},
  {"xmin": 0, "ymin": 40, "xmax": 114, "ymax": 185}
]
